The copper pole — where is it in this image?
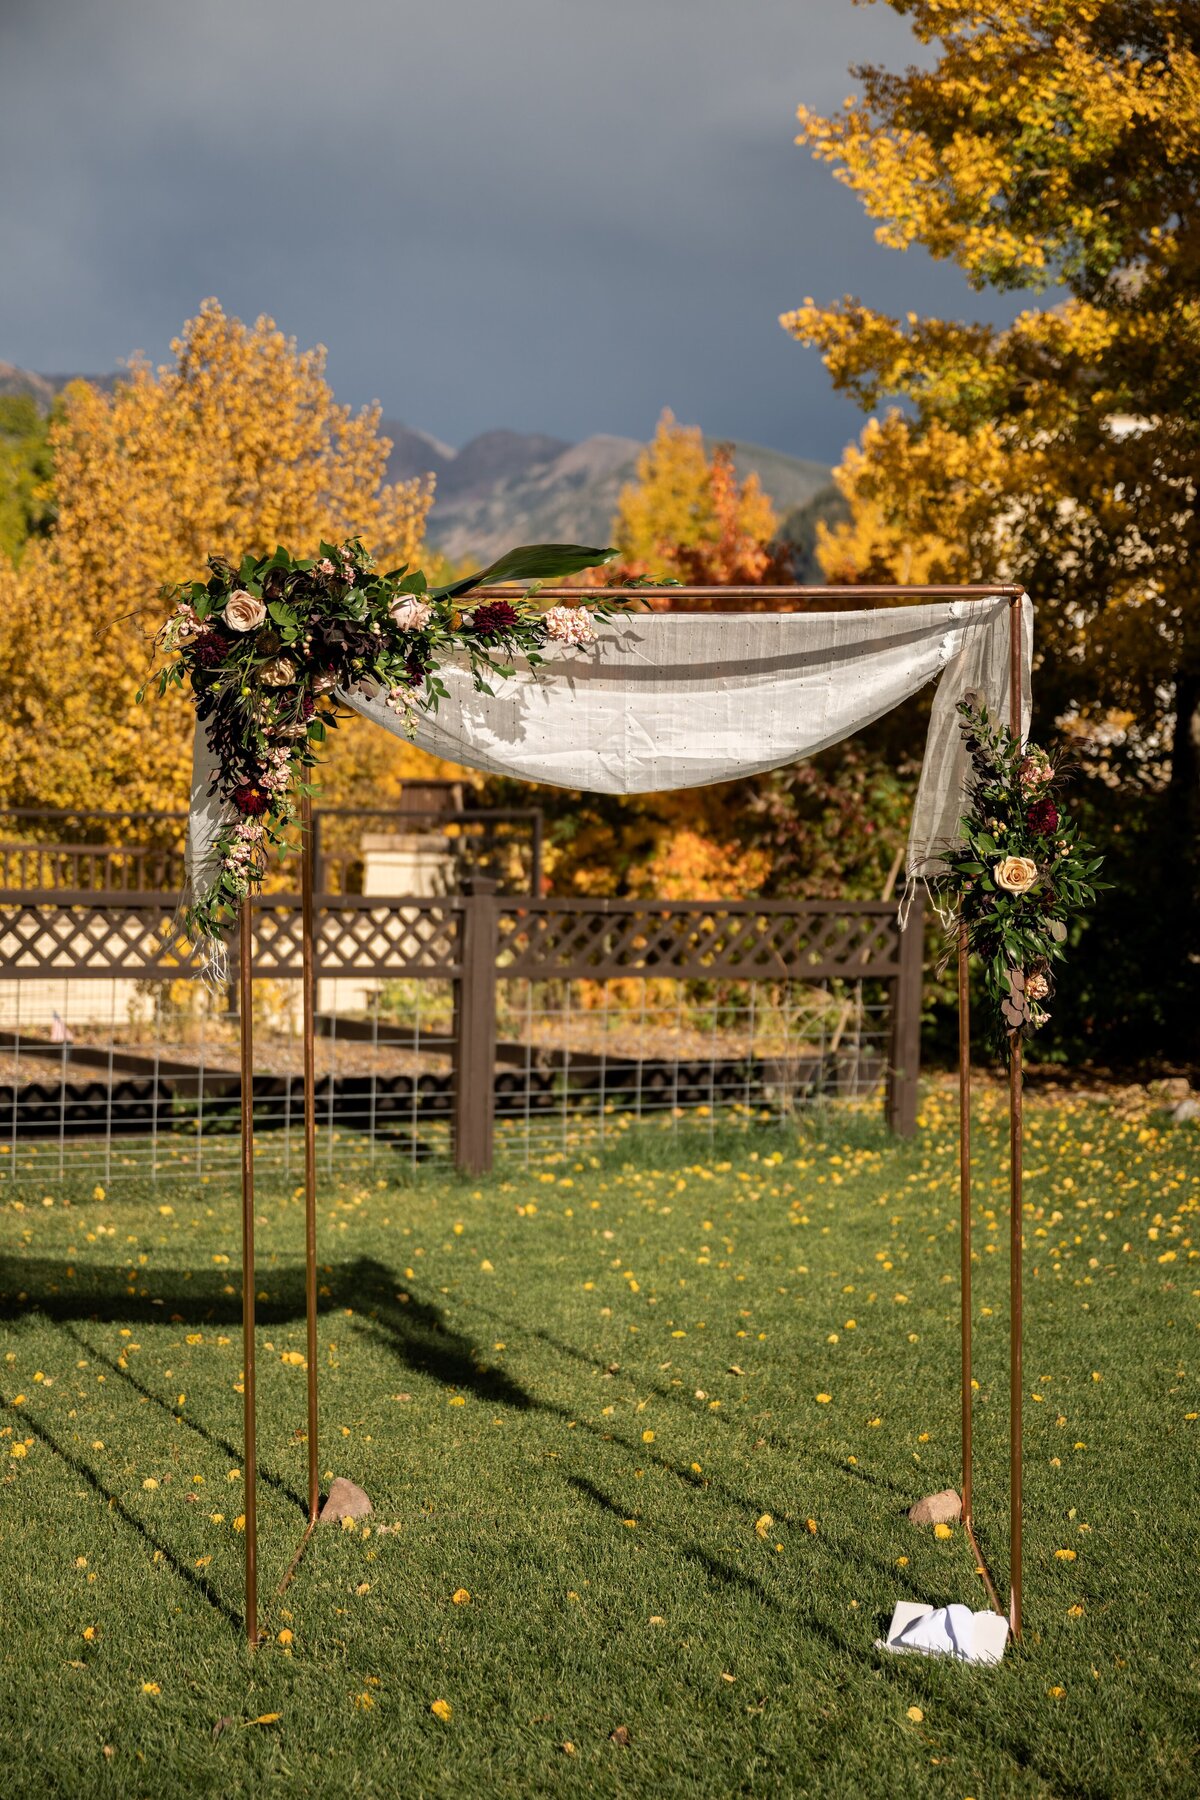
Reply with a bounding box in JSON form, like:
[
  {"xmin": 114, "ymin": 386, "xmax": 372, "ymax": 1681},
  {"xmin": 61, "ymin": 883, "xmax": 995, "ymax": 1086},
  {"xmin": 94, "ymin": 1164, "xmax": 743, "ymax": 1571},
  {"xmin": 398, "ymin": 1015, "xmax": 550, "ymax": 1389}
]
[
  {"xmin": 958, "ymin": 920, "xmax": 1005, "ymax": 1618},
  {"xmin": 301, "ymin": 791, "xmax": 320, "ymax": 1518},
  {"xmin": 1008, "ymin": 592, "xmax": 1026, "ymax": 1641},
  {"xmin": 480, "ymin": 582, "xmax": 1025, "ymax": 606},
  {"xmin": 1009, "ymin": 1038, "xmax": 1024, "ymax": 1639},
  {"xmin": 238, "ymin": 900, "xmax": 259, "ymax": 1648},
  {"xmin": 277, "ymin": 792, "xmax": 321, "ymax": 1593},
  {"xmin": 958, "ymin": 922, "xmax": 974, "ymax": 1522}
]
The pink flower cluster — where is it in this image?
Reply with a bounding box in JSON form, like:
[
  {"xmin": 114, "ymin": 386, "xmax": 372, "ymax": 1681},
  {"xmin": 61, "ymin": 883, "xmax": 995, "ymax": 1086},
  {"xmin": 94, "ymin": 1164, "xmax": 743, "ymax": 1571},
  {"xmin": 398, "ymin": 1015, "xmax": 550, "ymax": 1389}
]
[{"xmin": 542, "ymin": 604, "xmax": 598, "ymax": 647}]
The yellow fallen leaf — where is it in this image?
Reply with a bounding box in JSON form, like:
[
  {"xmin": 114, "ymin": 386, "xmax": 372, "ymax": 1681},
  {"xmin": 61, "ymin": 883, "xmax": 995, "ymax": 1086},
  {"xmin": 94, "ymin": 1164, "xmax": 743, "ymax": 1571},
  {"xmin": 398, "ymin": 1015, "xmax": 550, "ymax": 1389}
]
[
  {"xmin": 754, "ymin": 1513, "xmax": 773, "ymax": 1539},
  {"xmin": 430, "ymin": 1699, "xmax": 452, "ymax": 1723}
]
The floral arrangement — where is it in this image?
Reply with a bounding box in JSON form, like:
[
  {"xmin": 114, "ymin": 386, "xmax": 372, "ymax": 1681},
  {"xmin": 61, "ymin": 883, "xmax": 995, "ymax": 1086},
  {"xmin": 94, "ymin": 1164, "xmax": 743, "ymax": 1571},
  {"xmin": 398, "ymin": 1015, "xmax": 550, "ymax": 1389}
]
[
  {"xmin": 141, "ymin": 538, "xmax": 618, "ymax": 941},
  {"xmin": 938, "ymin": 700, "xmax": 1104, "ymax": 1049}
]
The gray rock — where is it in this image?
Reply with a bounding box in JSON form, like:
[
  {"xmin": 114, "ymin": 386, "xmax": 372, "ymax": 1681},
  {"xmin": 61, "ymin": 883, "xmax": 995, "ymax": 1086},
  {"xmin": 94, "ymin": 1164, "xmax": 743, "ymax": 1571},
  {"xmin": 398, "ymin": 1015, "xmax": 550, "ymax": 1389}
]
[
  {"xmin": 1171, "ymin": 1098, "xmax": 1200, "ymax": 1124},
  {"xmin": 318, "ymin": 1477, "xmax": 373, "ymax": 1524},
  {"xmin": 907, "ymin": 1489, "xmax": 963, "ymax": 1527}
]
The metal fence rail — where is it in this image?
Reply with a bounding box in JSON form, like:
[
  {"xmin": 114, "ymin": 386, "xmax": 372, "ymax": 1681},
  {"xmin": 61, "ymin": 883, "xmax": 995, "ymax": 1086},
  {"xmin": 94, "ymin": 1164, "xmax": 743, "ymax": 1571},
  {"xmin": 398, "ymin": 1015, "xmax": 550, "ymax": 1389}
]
[{"xmin": 0, "ymin": 885, "xmax": 923, "ymax": 1184}]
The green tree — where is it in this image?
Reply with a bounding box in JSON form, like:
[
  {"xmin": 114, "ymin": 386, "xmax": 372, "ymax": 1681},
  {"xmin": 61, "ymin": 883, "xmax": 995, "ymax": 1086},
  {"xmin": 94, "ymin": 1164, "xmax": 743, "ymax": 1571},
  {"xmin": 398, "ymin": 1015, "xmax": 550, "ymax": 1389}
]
[{"xmin": 0, "ymin": 395, "xmax": 54, "ymax": 561}]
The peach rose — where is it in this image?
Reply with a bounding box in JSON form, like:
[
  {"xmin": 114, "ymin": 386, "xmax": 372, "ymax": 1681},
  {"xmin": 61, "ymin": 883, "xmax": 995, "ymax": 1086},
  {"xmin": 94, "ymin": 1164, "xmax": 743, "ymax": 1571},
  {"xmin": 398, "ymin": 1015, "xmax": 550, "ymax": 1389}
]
[
  {"xmin": 224, "ymin": 589, "xmax": 267, "ymax": 632},
  {"xmin": 994, "ymin": 855, "xmax": 1038, "ymax": 894},
  {"xmin": 389, "ymin": 596, "xmax": 432, "ymax": 632},
  {"xmin": 259, "ymin": 655, "xmax": 298, "ymax": 686}
]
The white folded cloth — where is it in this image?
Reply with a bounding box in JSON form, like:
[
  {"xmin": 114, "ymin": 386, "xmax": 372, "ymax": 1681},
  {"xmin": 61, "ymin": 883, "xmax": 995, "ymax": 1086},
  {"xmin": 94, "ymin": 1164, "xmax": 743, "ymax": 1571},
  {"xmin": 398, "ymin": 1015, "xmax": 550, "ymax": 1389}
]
[{"xmin": 876, "ymin": 1600, "xmax": 1008, "ymax": 1665}]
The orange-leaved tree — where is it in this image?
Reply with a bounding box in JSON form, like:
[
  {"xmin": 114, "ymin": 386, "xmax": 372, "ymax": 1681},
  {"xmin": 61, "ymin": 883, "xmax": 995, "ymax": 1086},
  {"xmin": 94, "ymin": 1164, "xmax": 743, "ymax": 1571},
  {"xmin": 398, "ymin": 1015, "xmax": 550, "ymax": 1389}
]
[
  {"xmin": 609, "ymin": 410, "xmax": 788, "ymax": 588},
  {"xmin": 0, "ymin": 300, "xmax": 446, "ymax": 826}
]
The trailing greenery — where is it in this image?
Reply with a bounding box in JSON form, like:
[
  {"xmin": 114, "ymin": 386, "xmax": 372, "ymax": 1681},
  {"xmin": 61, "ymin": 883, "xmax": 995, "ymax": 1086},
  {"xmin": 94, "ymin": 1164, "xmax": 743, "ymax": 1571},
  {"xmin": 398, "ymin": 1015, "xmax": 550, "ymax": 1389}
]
[
  {"xmin": 140, "ymin": 538, "xmax": 617, "ymax": 942},
  {"xmin": 938, "ymin": 703, "xmax": 1104, "ymax": 1054}
]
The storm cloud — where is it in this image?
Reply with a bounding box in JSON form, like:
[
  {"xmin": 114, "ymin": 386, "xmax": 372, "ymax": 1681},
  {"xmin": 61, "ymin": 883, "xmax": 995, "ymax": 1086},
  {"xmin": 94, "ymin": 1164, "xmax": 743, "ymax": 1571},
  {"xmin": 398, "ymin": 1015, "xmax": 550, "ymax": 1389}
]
[{"xmin": 1, "ymin": 0, "xmax": 1021, "ymax": 460}]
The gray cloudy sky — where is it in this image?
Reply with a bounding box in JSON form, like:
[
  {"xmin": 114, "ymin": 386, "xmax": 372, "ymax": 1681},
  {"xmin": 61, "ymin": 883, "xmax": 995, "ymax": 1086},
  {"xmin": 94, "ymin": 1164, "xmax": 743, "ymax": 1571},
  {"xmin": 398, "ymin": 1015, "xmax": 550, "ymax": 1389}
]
[{"xmin": 1, "ymin": 0, "xmax": 1013, "ymax": 462}]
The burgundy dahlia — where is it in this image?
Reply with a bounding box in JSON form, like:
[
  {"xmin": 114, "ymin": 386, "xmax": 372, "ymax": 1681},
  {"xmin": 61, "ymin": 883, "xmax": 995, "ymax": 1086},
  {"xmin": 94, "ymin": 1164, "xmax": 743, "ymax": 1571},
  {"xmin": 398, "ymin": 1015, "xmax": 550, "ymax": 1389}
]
[
  {"xmin": 469, "ymin": 600, "xmax": 518, "ymax": 640},
  {"xmin": 1026, "ymin": 797, "xmax": 1059, "ymax": 836},
  {"xmin": 231, "ymin": 782, "xmax": 271, "ymax": 817},
  {"xmin": 192, "ymin": 630, "xmax": 230, "ymax": 670}
]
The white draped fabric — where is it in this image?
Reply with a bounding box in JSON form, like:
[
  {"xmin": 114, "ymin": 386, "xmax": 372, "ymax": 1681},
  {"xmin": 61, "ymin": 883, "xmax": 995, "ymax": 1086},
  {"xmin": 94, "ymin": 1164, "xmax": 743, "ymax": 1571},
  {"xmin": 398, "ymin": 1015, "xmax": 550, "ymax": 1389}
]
[{"xmin": 186, "ymin": 596, "xmax": 1032, "ymax": 904}]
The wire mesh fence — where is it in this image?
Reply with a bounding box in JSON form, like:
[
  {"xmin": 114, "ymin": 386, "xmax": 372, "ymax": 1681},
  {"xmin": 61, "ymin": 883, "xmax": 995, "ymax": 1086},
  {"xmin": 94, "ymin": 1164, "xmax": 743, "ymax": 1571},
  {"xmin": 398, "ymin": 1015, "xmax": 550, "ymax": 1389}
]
[{"xmin": 0, "ymin": 889, "xmax": 921, "ymax": 1188}]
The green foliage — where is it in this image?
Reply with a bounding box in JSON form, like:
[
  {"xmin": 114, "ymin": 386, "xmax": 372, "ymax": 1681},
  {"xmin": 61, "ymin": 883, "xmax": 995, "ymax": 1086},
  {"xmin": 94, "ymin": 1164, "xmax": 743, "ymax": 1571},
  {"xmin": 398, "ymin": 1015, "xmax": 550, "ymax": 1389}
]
[
  {"xmin": 938, "ymin": 704, "xmax": 1104, "ymax": 1054},
  {"xmin": 0, "ymin": 395, "xmax": 54, "ymax": 562}
]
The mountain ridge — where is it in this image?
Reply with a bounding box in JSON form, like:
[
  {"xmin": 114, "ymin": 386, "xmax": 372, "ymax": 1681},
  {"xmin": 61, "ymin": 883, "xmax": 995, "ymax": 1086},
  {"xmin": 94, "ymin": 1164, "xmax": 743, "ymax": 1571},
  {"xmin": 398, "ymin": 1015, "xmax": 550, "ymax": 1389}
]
[{"xmin": 1, "ymin": 364, "xmax": 834, "ymax": 563}]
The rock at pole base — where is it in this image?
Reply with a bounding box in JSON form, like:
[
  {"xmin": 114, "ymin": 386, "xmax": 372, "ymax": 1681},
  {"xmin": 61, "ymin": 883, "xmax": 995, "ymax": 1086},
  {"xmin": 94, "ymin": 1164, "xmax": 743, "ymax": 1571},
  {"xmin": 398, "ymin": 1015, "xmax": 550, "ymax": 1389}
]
[
  {"xmin": 318, "ymin": 1477, "xmax": 373, "ymax": 1524},
  {"xmin": 907, "ymin": 1489, "xmax": 962, "ymax": 1527}
]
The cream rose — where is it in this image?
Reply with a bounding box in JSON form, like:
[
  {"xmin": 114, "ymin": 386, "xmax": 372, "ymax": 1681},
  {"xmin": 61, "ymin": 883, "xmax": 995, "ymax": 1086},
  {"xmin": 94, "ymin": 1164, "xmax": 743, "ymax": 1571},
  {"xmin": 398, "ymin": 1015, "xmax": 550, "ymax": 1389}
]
[
  {"xmin": 389, "ymin": 596, "xmax": 432, "ymax": 632},
  {"xmin": 994, "ymin": 855, "xmax": 1039, "ymax": 894},
  {"xmin": 224, "ymin": 589, "xmax": 267, "ymax": 632},
  {"xmin": 260, "ymin": 655, "xmax": 298, "ymax": 686}
]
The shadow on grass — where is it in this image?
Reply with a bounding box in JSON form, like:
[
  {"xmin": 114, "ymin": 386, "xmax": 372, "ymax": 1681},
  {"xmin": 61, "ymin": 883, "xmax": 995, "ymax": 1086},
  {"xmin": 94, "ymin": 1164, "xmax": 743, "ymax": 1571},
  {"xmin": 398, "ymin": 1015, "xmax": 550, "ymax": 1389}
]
[
  {"xmin": 1, "ymin": 1391, "xmax": 243, "ymax": 1636},
  {"xmin": 59, "ymin": 1321, "xmax": 309, "ymax": 1515},
  {"xmin": 567, "ymin": 1473, "xmax": 773, "ymax": 1605},
  {"xmin": 0, "ymin": 1253, "xmax": 537, "ymax": 1412}
]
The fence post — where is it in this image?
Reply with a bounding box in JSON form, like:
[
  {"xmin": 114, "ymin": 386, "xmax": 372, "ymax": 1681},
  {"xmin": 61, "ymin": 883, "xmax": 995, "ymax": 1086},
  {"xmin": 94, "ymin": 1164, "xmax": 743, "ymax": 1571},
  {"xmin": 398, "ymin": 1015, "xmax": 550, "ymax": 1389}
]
[
  {"xmin": 454, "ymin": 878, "xmax": 498, "ymax": 1175},
  {"xmin": 887, "ymin": 892, "xmax": 925, "ymax": 1137}
]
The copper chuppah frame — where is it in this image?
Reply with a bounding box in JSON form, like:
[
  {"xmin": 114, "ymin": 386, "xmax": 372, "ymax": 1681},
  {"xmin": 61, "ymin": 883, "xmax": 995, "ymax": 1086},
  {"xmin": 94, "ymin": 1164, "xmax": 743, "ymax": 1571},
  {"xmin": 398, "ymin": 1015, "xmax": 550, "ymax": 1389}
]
[{"xmin": 231, "ymin": 581, "xmax": 1029, "ymax": 1649}]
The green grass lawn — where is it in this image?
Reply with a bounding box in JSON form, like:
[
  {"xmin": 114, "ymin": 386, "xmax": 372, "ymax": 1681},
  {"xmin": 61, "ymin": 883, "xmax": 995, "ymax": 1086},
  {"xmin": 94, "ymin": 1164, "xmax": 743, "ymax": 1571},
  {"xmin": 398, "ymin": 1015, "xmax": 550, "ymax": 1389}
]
[{"xmin": 1, "ymin": 1088, "xmax": 1197, "ymax": 1798}]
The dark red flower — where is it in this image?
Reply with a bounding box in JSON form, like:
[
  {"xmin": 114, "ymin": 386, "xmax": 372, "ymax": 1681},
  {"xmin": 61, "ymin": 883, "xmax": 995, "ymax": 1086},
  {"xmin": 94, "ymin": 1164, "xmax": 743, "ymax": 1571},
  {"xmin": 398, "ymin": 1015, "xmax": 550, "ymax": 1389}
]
[
  {"xmin": 405, "ymin": 654, "xmax": 429, "ymax": 689},
  {"xmin": 192, "ymin": 630, "xmax": 230, "ymax": 669},
  {"xmin": 231, "ymin": 783, "xmax": 271, "ymax": 817},
  {"xmin": 469, "ymin": 600, "xmax": 518, "ymax": 640},
  {"xmin": 1026, "ymin": 798, "xmax": 1059, "ymax": 835}
]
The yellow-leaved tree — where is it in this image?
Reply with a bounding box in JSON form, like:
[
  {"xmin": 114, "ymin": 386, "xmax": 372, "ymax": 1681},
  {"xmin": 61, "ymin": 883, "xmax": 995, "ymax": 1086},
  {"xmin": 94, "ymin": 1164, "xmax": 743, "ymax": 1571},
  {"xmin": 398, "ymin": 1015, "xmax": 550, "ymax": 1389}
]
[
  {"xmin": 0, "ymin": 300, "xmax": 453, "ymax": 826},
  {"xmin": 782, "ymin": 0, "xmax": 1200, "ymax": 1056}
]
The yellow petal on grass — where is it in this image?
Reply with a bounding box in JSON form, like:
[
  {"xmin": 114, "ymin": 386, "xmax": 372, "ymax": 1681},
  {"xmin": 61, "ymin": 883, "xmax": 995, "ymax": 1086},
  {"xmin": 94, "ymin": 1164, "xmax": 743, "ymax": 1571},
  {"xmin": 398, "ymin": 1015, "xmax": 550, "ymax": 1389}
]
[
  {"xmin": 430, "ymin": 1699, "xmax": 452, "ymax": 1723},
  {"xmin": 906, "ymin": 1706, "xmax": 924, "ymax": 1723},
  {"xmin": 451, "ymin": 1589, "xmax": 471, "ymax": 1605},
  {"xmin": 1055, "ymin": 1548, "xmax": 1077, "ymax": 1561},
  {"xmin": 815, "ymin": 1393, "xmax": 832, "ymax": 1405}
]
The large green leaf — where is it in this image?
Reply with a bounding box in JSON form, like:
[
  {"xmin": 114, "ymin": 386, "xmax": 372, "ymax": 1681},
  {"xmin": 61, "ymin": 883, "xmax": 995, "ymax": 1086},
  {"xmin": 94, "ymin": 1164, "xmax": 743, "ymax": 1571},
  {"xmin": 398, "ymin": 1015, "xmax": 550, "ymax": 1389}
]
[{"xmin": 429, "ymin": 543, "xmax": 613, "ymax": 602}]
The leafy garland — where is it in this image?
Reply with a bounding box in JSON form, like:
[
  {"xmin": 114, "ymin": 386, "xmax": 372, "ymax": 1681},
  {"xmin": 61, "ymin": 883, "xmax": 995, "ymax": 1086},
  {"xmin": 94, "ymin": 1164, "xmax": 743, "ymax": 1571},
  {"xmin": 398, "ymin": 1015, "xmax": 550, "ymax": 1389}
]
[
  {"xmin": 141, "ymin": 538, "xmax": 619, "ymax": 941},
  {"xmin": 937, "ymin": 700, "xmax": 1104, "ymax": 1050}
]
